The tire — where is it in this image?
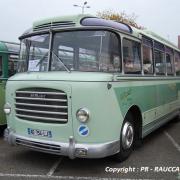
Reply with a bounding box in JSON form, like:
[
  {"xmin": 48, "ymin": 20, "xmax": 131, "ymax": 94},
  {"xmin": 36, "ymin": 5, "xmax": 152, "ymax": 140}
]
[
  {"xmin": 115, "ymin": 112, "xmax": 135, "ymax": 162},
  {"xmin": 0, "ymin": 125, "xmax": 7, "ymax": 137},
  {"xmin": 176, "ymin": 113, "xmax": 180, "ymax": 121}
]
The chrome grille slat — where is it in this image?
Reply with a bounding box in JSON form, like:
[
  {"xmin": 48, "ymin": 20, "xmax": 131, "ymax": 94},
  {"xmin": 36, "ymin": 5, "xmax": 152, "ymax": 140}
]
[
  {"xmin": 16, "ymin": 91, "xmax": 66, "ymax": 95},
  {"xmin": 16, "ymin": 138, "xmax": 60, "ymax": 149},
  {"xmin": 15, "ymin": 97, "xmax": 67, "ymax": 102},
  {"xmin": 16, "ymin": 142, "xmax": 61, "ymax": 153},
  {"xmin": 15, "ymin": 88, "xmax": 68, "ymax": 123},
  {"xmin": 16, "ymin": 114, "xmax": 67, "ymax": 122},
  {"xmin": 16, "ymin": 138, "xmax": 61, "ymax": 153},
  {"xmin": 15, "ymin": 108, "xmax": 68, "ymax": 115},
  {"xmin": 15, "ymin": 102, "xmax": 67, "ymax": 109}
]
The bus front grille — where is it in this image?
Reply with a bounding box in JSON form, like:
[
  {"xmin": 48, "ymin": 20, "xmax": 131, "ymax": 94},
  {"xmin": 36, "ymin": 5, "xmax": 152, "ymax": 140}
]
[{"xmin": 15, "ymin": 88, "xmax": 68, "ymax": 123}]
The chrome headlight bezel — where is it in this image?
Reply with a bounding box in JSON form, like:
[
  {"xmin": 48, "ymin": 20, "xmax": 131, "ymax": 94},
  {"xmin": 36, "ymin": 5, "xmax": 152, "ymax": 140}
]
[
  {"xmin": 4, "ymin": 103, "xmax": 11, "ymax": 115},
  {"xmin": 76, "ymin": 108, "xmax": 90, "ymax": 123}
]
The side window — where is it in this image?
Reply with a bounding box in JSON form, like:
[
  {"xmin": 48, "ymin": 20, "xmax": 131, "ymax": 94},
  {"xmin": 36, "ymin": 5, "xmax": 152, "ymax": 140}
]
[
  {"xmin": 0, "ymin": 56, "xmax": 2, "ymax": 76},
  {"xmin": 8, "ymin": 61, "xmax": 15, "ymax": 76},
  {"xmin": 175, "ymin": 51, "xmax": 180, "ymax": 76},
  {"xmin": 142, "ymin": 38, "xmax": 153, "ymax": 74},
  {"xmin": 98, "ymin": 32, "xmax": 121, "ymax": 72},
  {"xmin": 8, "ymin": 55, "xmax": 19, "ymax": 77},
  {"xmin": 165, "ymin": 47, "xmax": 174, "ymax": 75},
  {"xmin": 123, "ymin": 38, "xmax": 141, "ymax": 74},
  {"xmin": 154, "ymin": 42, "xmax": 165, "ymax": 75}
]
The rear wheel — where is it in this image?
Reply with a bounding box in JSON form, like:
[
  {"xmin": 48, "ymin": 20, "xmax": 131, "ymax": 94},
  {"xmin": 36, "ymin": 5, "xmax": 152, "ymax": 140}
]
[{"xmin": 115, "ymin": 113, "xmax": 135, "ymax": 162}]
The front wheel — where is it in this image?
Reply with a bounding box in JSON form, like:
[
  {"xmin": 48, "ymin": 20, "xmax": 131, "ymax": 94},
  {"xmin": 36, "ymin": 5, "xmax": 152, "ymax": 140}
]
[
  {"xmin": 115, "ymin": 113, "xmax": 135, "ymax": 162},
  {"xmin": 0, "ymin": 125, "xmax": 7, "ymax": 136}
]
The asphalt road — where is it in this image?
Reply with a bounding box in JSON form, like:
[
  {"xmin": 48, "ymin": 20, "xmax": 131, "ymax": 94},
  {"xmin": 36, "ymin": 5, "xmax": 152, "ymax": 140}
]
[{"xmin": 0, "ymin": 118, "xmax": 179, "ymax": 180}]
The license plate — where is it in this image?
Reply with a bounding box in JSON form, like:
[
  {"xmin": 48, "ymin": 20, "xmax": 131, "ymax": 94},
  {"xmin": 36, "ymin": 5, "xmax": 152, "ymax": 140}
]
[{"xmin": 27, "ymin": 128, "xmax": 52, "ymax": 138}]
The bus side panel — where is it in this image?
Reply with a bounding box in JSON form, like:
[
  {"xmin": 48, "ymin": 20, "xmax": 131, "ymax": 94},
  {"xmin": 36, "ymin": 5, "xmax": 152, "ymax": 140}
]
[
  {"xmin": 114, "ymin": 80, "xmax": 180, "ymax": 127},
  {"xmin": 114, "ymin": 81, "xmax": 157, "ymax": 126},
  {"xmin": 156, "ymin": 82, "xmax": 178, "ymax": 118}
]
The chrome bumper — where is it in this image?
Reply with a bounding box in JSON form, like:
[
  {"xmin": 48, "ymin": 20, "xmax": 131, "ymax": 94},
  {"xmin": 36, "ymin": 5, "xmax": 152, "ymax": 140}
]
[{"xmin": 4, "ymin": 128, "xmax": 120, "ymax": 159}]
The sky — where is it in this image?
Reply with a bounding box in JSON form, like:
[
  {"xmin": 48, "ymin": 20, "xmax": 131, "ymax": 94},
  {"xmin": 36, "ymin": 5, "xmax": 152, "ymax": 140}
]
[{"xmin": 0, "ymin": 0, "xmax": 180, "ymax": 46}]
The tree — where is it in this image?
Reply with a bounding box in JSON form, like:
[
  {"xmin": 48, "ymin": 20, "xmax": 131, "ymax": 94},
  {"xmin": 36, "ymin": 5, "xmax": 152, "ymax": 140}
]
[{"xmin": 97, "ymin": 10, "xmax": 143, "ymax": 29}]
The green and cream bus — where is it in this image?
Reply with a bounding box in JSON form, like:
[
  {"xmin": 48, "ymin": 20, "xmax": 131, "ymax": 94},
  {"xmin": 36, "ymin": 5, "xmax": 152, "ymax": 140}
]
[
  {"xmin": 0, "ymin": 41, "xmax": 19, "ymax": 130},
  {"xmin": 4, "ymin": 14, "xmax": 180, "ymax": 161}
]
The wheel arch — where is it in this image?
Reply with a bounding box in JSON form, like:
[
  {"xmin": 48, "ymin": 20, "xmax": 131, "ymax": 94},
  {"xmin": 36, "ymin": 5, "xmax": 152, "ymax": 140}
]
[{"xmin": 124, "ymin": 105, "xmax": 143, "ymax": 143}]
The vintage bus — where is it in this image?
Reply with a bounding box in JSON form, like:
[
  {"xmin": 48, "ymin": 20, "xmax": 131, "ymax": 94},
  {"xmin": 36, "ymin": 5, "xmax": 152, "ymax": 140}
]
[
  {"xmin": 4, "ymin": 14, "xmax": 180, "ymax": 161},
  {"xmin": 0, "ymin": 41, "xmax": 19, "ymax": 130}
]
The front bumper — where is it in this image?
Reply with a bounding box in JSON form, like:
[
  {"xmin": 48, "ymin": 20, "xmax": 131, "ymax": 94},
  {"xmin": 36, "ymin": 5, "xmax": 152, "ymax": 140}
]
[{"xmin": 4, "ymin": 128, "xmax": 120, "ymax": 159}]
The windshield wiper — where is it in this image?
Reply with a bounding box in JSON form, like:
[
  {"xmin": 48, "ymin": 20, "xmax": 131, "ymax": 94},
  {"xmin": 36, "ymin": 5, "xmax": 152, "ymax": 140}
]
[
  {"xmin": 34, "ymin": 50, "xmax": 71, "ymax": 73},
  {"xmin": 52, "ymin": 51, "xmax": 71, "ymax": 73},
  {"xmin": 36, "ymin": 51, "xmax": 48, "ymax": 67}
]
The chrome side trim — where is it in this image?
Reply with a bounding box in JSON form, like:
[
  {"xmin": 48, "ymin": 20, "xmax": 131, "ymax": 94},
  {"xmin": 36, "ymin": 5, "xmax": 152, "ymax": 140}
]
[
  {"xmin": 142, "ymin": 110, "xmax": 179, "ymax": 138},
  {"xmin": 5, "ymin": 131, "xmax": 120, "ymax": 159}
]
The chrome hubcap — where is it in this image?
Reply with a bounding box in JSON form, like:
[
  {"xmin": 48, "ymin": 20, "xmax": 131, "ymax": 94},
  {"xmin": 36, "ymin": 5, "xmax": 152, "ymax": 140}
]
[{"xmin": 122, "ymin": 121, "xmax": 134, "ymax": 150}]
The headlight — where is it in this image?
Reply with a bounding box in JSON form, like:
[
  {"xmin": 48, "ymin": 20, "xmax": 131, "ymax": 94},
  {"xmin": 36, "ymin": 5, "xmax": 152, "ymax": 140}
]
[
  {"xmin": 4, "ymin": 103, "xmax": 11, "ymax": 115},
  {"xmin": 76, "ymin": 108, "xmax": 90, "ymax": 123}
]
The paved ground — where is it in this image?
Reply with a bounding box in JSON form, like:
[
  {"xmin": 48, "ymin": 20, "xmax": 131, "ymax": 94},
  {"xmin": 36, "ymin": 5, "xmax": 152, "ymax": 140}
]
[{"xmin": 0, "ymin": 118, "xmax": 179, "ymax": 180}]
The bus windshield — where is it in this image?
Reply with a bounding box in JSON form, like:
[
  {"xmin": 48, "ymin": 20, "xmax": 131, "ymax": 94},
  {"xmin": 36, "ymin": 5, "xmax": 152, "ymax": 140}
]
[
  {"xmin": 51, "ymin": 30, "xmax": 121, "ymax": 72},
  {"xmin": 18, "ymin": 30, "xmax": 121, "ymax": 73},
  {"xmin": 18, "ymin": 34, "xmax": 50, "ymax": 72}
]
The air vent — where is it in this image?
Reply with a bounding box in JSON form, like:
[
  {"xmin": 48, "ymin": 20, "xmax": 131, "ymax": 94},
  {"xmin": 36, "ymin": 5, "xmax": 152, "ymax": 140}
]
[{"xmin": 33, "ymin": 21, "xmax": 75, "ymax": 31}]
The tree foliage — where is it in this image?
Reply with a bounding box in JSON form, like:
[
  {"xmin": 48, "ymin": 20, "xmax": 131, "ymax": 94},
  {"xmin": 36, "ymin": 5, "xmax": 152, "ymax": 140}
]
[{"xmin": 97, "ymin": 10, "xmax": 143, "ymax": 29}]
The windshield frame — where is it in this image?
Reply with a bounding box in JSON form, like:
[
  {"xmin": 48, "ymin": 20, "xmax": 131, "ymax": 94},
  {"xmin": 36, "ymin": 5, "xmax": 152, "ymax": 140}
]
[
  {"xmin": 19, "ymin": 32, "xmax": 51, "ymax": 72},
  {"xmin": 19, "ymin": 27, "xmax": 122, "ymax": 73}
]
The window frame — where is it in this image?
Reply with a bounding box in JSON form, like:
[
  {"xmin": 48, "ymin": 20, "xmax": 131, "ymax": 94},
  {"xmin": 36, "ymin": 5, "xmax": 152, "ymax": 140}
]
[
  {"xmin": 50, "ymin": 29, "xmax": 122, "ymax": 73},
  {"xmin": 122, "ymin": 37, "xmax": 142, "ymax": 75},
  {"xmin": 165, "ymin": 46, "xmax": 174, "ymax": 76},
  {"xmin": 154, "ymin": 41, "xmax": 165, "ymax": 76},
  {"xmin": 142, "ymin": 37, "xmax": 154, "ymax": 75},
  {"xmin": 174, "ymin": 51, "xmax": 180, "ymax": 76},
  {"xmin": 19, "ymin": 32, "xmax": 50, "ymax": 73}
]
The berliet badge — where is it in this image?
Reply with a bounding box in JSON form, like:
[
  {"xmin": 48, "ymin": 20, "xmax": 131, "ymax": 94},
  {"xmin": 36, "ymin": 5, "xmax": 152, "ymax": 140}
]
[{"xmin": 30, "ymin": 93, "xmax": 46, "ymax": 98}]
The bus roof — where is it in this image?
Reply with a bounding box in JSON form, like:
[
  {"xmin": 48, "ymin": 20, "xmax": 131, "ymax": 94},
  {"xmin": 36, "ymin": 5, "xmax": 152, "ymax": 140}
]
[
  {"xmin": 0, "ymin": 41, "xmax": 20, "ymax": 54},
  {"xmin": 31, "ymin": 14, "xmax": 179, "ymax": 52}
]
